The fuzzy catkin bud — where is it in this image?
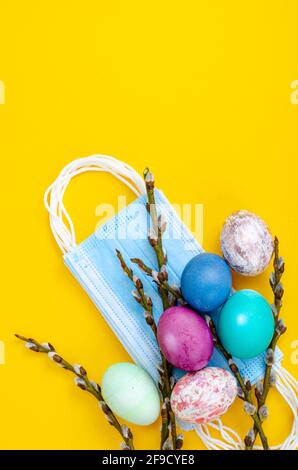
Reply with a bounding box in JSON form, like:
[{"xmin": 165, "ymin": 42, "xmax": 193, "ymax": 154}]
[
  {"xmin": 158, "ymin": 214, "xmax": 167, "ymax": 233},
  {"xmin": 74, "ymin": 377, "xmax": 87, "ymax": 390},
  {"xmin": 105, "ymin": 415, "xmax": 115, "ymax": 425},
  {"xmin": 245, "ymin": 379, "xmax": 252, "ymax": 392},
  {"xmin": 121, "ymin": 424, "xmax": 132, "ymax": 440},
  {"xmin": 162, "ymin": 437, "xmax": 173, "ymax": 450},
  {"xmin": 158, "ymin": 265, "xmax": 168, "ymax": 282},
  {"xmin": 41, "ymin": 342, "xmax": 55, "ymax": 352},
  {"xmin": 73, "ymin": 364, "xmax": 86, "ymax": 376},
  {"xmin": 168, "ymin": 292, "xmax": 176, "ymax": 306},
  {"xmin": 131, "ymin": 290, "xmax": 141, "ymax": 303},
  {"xmin": 170, "ymin": 376, "xmax": 176, "ymax": 389},
  {"xmin": 270, "ymin": 272, "xmax": 276, "ymax": 288},
  {"xmin": 164, "ymin": 397, "xmax": 170, "ymax": 406},
  {"xmin": 255, "ymin": 381, "xmax": 264, "ymax": 397},
  {"xmin": 269, "ymin": 371, "xmax": 277, "ymax": 387},
  {"xmin": 152, "ymin": 270, "xmax": 160, "ymax": 283},
  {"xmin": 161, "ymin": 402, "xmax": 168, "ymax": 423},
  {"xmin": 144, "ymin": 310, "xmax": 154, "ymax": 326},
  {"xmin": 265, "ymin": 348, "xmax": 274, "ymax": 366},
  {"xmin": 25, "ymin": 342, "xmax": 39, "ymax": 352},
  {"xmin": 176, "ymin": 434, "xmax": 184, "ymax": 450},
  {"xmin": 274, "ymin": 282, "xmax": 284, "ymax": 300},
  {"xmin": 120, "ymin": 442, "xmax": 130, "ymax": 450},
  {"xmin": 271, "ymin": 304, "xmax": 278, "ymax": 318},
  {"xmin": 161, "ymin": 400, "xmax": 167, "ymax": 411},
  {"xmin": 144, "ymin": 170, "xmax": 154, "ymax": 184},
  {"xmin": 148, "ymin": 228, "xmax": 158, "ymax": 245},
  {"xmin": 228, "ymin": 359, "xmax": 239, "ymax": 374},
  {"xmin": 277, "ymin": 256, "xmax": 285, "ymax": 273},
  {"xmin": 172, "ymin": 284, "xmax": 182, "ymax": 295},
  {"xmin": 99, "ymin": 401, "xmax": 110, "ymax": 415},
  {"xmin": 276, "ymin": 319, "xmax": 286, "ymax": 335},
  {"xmin": 259, "ymin": 404, "xmax": 269, "ymax": 420},
  {"xmin": 244, "ymin": 401, "xmax": 256, "ymax": 415},
  {"xmin": 89, "ymin": 380, "xmax": 98, "ymax": 391},
  {"xmin": 160, "ymin": 264, "xmax": 167, "ymax": 275},
  {"xmin": 247, "ymin": 428, "xmax": 255, "ymax": 441},
  {"xmin": 48, "ymin": 351, "xmax": 65, "ymax": 367},
  {"xmin": 244, "ymin": 428, "xmax": 255, "ymax": 448},
  {"xmin": 158, "ymin": 382, "xmax": 163, "ymax": 394},
  {"xmin": 134, "ymin": 278, "xmax": 143, "ymax": 290}
]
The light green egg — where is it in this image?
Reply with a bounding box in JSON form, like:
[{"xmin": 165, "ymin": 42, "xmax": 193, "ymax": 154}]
[{"xmin": 101, "ymin": 362, "xmax": 160, "ymax": 426}]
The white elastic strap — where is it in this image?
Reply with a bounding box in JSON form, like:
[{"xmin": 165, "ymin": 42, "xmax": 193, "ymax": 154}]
[
  {"xmin": 195, "ymin": 420, "xmax": 243, "ymax": 450},
  {"xmin": 251, "ymin": 365, "xmax": 298, "ymax": 450},
  {"xmin": 194, "ymin": 365, "xmax": 298, "ymax": 450},
  {"xmin": 44, "ymin": 155, "xmax": 146, "ymax": 254}
]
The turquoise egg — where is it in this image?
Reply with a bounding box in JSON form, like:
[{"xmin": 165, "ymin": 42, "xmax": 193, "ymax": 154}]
[
  {"xmin": 101, "ymin": 363, "xmax": 160, "ymax": 426},
  {"xmin": 218, "ymin": 290, "xmax": 274, "ymax": 359}
]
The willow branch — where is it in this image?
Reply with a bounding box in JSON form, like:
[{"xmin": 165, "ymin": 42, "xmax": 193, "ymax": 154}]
[
  {"xmin": 15, "ymin": 334, "xmax": 134, "ymax": 450},
  {"xmin": 160, "ymin": 280, "xmax": 269, "ymax": 450},
  {"xmin": 246, "ymin": 237, "xmax": 286, "ymax": 449},
  {"xmin": 206, "ymin": 321, "xmax": 269, "ymax": 450},
  {"xmin": 131, "ymin": 257, "xmax": 186, "ymax": 305},
  {"xmin": 144, "ymin": 168, "xmax": 170, "ymax": 311},
  {"xmin": 115, "ymin": 249, "xmax": 175, "ymax": 449},
  {"xmin": 143, "ymin": 168, "xmax": 179, "ymax": 449}
]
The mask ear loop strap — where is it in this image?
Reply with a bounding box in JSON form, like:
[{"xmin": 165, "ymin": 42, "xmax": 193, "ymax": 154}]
[
  {"xmin": 194, "ymin": 420, "xmax": 243, "ymax": 450},
  {"xmin": 194, "ymin": 365, "xmax": 298, "ymax": 450},
  {"xmin": 44, "ymin": 155, "xmax": 146, "ymax": 254}
]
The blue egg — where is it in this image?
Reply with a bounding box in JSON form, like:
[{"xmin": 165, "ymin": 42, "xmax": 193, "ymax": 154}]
[
  {"xmin": 181, "ymin": 253, "xmax": 232, "ymax": 312},
  {"xmin": 218, "ymin": 290, "xmax": 274, "ymax": 359}
]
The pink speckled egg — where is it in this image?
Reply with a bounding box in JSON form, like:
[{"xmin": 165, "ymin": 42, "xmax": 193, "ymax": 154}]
[
  {"xmin": 220, "ymin": 210, "xmax": 274, "ymax": 276},
  {"xmin": 171, "ymin": 367, "xmax": 238, "ymax": 424}
]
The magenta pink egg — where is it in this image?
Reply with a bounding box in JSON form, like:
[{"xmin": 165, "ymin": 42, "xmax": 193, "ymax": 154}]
[{"xmin": 157, "ymin": 306, "xmax": 214, "ymax": 371}]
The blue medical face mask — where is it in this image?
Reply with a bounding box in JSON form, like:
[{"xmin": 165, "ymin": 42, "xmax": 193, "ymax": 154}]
[
  {"xmin": 45, "ymin": 155, "xmax": 282, "ymax": 386},
  {"xmin": 66, "ymin": 190, "xmax": 283, "ymax": 385}
]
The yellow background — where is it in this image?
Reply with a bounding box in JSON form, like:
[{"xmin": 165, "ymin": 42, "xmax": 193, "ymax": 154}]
[{"xmin": 0, "ymin": 1, "xmax": 297, "ymax": 450}]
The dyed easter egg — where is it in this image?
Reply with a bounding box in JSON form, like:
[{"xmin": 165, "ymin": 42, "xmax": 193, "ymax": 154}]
[
  {"xmin": 101, "ymin": 363, "xmax": 160, "ymax": 426},
  {"xmin": 157, "ymin": 306, "xmax": 214, "ymax": 371},
  {"xmin": 181, "ymin": 253, "xmax": 232, "ymax": 312},
  {"xmin": 171, "ymin": 367, "xmax": 238, "ymax": 424},
  {"xmin": 220, "ymin": 210, "xmax": 274, "ymax": 276},
  {"xmin": 218, "ymin": 290, "xmax": 274, "ymax": 359}
]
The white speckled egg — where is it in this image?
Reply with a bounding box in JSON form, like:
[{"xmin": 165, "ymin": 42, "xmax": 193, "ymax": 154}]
[
  {"xmin": 171, "ymin": 367, "xmax": 237, "ymax": 424},
  {"xmin": 220, "ymin": 210, "xmax": 274, "ymax": 276},
  {"xmin": 101, "ymin": 363, "xmax": 160, "ymax": 426}
]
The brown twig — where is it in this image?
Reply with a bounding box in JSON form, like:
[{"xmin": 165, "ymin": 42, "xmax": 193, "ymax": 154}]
[
  {"xmin": 115, "ymin": 250, "xmax": 181, "ymax": 450},
  {"xmin": 144, "ymin": 168, "xmax": 170, "ymax": 312},
  {"xmin": 207, "ymin": 320, "xmax": 269, "ymax": 450},
  {"xmin": 143, "ymin": 168, "xmax": 180, "ymax": 449},
  {"xmin": 245, "ymin": 237, "xmax": 286, "ymax": 449},
  {"xmin": 131, "ymin": 257, "xmax": 186, "ymax": 305},
  {"xmin": 15, "ymin": 334, "xmax": 135, "ymax": 450},
  {"xmin": 116, "ymin": 249, "xmax": 157, "ymax": 338}
]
